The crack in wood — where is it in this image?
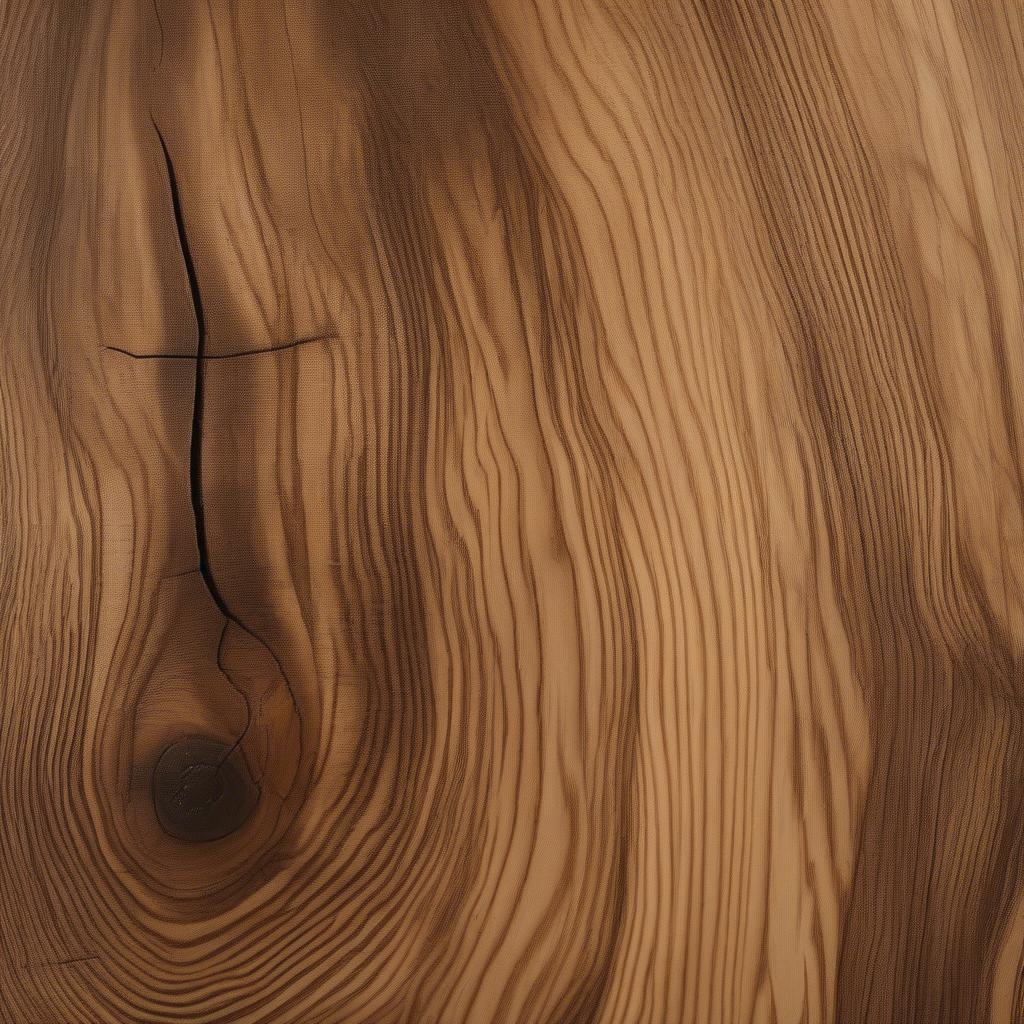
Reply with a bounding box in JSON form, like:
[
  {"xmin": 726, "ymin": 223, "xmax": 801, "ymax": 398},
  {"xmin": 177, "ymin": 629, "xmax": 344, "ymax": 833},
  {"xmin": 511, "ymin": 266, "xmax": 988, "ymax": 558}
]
[
  {"xmin": 102, "ymin": 332, "xmax": 338, "ymax": 360},
  {"xmin": 148, "ymin": 117, "xmax": 302, "ymax": 824}
]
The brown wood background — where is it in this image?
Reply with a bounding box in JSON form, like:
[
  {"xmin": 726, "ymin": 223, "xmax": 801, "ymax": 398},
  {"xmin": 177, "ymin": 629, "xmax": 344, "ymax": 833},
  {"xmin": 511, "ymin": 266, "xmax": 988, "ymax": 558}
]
[{"xmin": 3, "ymin": 1, "xmax": 1024, "ymax": 1021}]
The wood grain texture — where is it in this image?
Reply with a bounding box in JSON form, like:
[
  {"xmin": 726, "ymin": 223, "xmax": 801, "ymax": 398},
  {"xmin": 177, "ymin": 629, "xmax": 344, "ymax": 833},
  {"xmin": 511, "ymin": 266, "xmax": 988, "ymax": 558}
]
[{"xmin": 3, "ymin": 1, "xmax": 1024, "ymax": 1021}]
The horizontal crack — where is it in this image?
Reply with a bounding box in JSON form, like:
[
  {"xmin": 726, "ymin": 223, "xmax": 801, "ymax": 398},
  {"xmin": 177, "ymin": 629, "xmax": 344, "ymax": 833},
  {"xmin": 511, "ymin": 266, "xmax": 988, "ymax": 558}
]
[
  {"xmin": 103, "ymin": 333, "xmax": 338, "ymax": 361},
  {"xmin": 16, "ymin": 955, "xmax": 102, "ymax": 973}
]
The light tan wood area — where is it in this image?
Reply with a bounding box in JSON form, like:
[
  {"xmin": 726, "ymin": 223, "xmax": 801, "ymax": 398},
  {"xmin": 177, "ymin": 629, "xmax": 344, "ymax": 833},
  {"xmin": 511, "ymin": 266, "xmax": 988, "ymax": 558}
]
[{"xmin": 3, "ymin": 1, "xmax": 1024, "ymax": 1021}]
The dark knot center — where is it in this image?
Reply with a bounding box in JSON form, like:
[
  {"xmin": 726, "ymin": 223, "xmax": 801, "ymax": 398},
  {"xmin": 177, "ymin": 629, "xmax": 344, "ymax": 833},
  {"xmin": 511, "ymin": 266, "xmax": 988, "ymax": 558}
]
[{"xmin": 152, "ymin": 735, "xmax": 257, "ymax": 842}]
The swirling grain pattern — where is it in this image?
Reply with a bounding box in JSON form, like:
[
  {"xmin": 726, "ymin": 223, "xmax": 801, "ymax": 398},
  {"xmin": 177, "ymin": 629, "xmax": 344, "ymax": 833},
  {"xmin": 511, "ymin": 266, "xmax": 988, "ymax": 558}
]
[{"xmin": 2, "ymin": 0, "xmax": 1023, "ymax": 1021}]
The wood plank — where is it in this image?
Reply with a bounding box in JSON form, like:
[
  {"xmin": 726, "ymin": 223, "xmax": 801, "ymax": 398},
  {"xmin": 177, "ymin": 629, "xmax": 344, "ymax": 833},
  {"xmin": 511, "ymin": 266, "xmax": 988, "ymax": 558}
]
[{"xmin": 2, "ymin": 1, "xmax": 1024, "ymax": 1021}]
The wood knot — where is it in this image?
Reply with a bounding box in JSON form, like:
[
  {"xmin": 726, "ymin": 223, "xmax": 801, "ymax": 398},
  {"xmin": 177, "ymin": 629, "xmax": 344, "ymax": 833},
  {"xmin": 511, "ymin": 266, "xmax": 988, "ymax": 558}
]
[{"xmin": 151, "ymin": 736, "xmax": 257, "ymax": 843}]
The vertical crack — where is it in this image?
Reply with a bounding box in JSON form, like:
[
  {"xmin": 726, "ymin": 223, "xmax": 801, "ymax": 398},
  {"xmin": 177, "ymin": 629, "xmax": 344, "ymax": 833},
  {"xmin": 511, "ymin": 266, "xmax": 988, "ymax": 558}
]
[
  {"xmin": 150, "ymin": 118, "xmax": 300, "ymax": 785},
  {"xmin": 151, "ymin": 118, "xmax": 222, "ymax": 618}
]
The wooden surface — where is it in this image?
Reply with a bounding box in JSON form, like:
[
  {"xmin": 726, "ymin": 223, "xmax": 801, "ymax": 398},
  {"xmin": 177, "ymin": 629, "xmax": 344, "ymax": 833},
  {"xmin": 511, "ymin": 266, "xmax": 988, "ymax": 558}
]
[{"xmin": 3, "ymin": 1, "xmax": 1024, "ymax": 1021}]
